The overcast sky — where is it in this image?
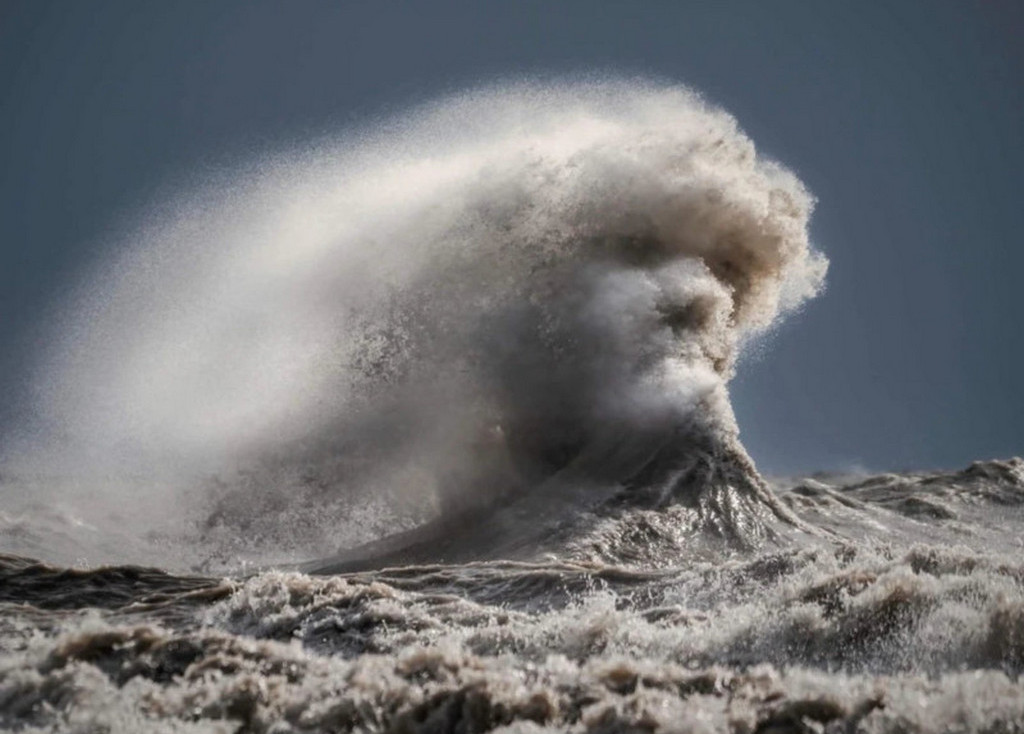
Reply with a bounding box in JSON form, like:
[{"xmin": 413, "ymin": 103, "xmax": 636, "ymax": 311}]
[{"xmin": 1, "ymin": 1, "xmax": 1021, "ymax": 475}]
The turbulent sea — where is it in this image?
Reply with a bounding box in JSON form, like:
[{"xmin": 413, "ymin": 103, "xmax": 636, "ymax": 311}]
[
  {"xmin": 1, "ymin": 81, "xmax": 1021, "ymax": 732},
  {"xmin": 3, "ymin": 459, "xmax": 1024, "ymax": 733}
]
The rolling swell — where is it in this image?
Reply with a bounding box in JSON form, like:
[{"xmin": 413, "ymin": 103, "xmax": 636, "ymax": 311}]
[{"xmin": 8, "ymin": 80, "xmax": 826, "ymax": 571}]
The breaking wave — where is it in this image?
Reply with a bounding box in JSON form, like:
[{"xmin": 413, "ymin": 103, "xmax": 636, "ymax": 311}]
[
  {"xmin": 9, "ymin": 78, "xmax": 1024, "ymax": 734},
  {"xmin": 5, "ymin": 80, "xmax": 827, "ymax": 570}
]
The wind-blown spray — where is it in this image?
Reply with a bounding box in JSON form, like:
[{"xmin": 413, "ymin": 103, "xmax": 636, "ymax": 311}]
[
  {"xmin": 9, "ymin": 81, "xmax": 1024, "ymax": 734},
  {"xmin": 11, "ymin": 80, "xmax": 827, "ymax": 568}
]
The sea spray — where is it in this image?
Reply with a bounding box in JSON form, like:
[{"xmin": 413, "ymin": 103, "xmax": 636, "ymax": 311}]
[
  {"xmin": 4, "ymin": 81, "xmax": 1024, "ymax": 734},
  {"xmin": 7, "ymin": 80, "xmax": 826, "ymax": 569}
]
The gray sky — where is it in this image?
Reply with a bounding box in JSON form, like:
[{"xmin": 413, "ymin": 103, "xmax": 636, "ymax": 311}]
[{"xmin": 1, "ymin": 0, "xmax": 1021, "ymax": 475}]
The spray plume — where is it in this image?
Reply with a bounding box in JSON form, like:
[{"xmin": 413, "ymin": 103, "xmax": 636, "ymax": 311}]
[{"xmin": 7, "ymin": 80, "xmax": 827, "ymax": 568}]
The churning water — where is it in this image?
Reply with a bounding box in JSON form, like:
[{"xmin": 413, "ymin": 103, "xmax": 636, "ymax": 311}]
[{"xmin": 1, "ymin": 81, "xmax": 1021, "ymax": 733}]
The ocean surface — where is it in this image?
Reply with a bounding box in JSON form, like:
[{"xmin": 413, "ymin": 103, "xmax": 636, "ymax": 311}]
[
  {"xmin": 2, "ymin": 458, "xmax": 1023, "ymax": 733},
  {"xmin": 1, "ymin": 81, "xmax": 1020, "ymax": 732}
]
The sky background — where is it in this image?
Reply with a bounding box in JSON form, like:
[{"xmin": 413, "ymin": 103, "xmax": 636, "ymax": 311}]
[{"xmin": 1, "ymin": 0, "xmax": 1021, "ymax": 476}]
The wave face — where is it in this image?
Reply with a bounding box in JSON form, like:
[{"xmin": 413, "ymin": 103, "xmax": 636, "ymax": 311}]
[{"xmin": 6, "ymin": 80, "xmax": 825, "ymax": 569}]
